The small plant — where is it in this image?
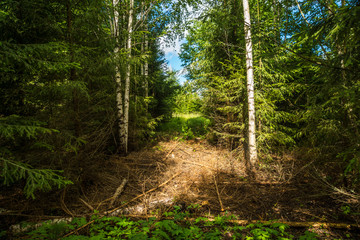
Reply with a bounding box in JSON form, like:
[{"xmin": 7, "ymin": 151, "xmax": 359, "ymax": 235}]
[
  {"xmin": 341, "ymin": 205, "xmax": 351, "ymax": 215},
  {"xmin": 27, "ymin": 221, "xmax": 70, "ymax": 240},
  {"xmin": 19, "ymin": 206, "xmax": 320, "ymax": 240},
  {"xmin": 245, "ymin": 222, "xmax": 294, "ymax": 240},
  {"xmin": 298, "ymin": 230, "xmax": 318, "ymax": 240},
  {"xmin": 182, "ymin": 125, "xmax": 195, "ymax": 139}
]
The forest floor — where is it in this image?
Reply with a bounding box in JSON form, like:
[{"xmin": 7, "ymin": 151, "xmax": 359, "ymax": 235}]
[{"xmin": 2, "ymin": 138, "xmax": 360, "ymax": 238}]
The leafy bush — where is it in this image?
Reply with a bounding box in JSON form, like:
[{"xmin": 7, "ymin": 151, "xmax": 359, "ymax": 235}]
[
  {"xmin": 186, "ymin": 117, "xmax": 211, "ymax": 136},
  {"xmin": 157, "ymin": 115, "xmax": 211, "ymax": 139},
  {"xmin": 19, "ymin": 206, "xmax": 320, "ymax": 240}
]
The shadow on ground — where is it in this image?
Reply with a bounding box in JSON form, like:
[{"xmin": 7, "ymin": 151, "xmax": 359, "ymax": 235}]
[{"xmin": 1, "ymin": 139, "xmax": 359, "ymax": 238}]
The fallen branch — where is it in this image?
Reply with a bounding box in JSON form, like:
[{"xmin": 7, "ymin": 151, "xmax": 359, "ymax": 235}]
[
  {"xmin": 60, "ymin": 188, "xmax": 74, "ymax": 217},
  {"xmin": 286, "ymin": 160, "xmax": 316, "ymax": 183},
  {"xmin": 177, "ymin": 148, "xmax": 191, "ymax": 155},
  {"xmin": 213, "ymin": 176, "xmax": 224, "ymax": 212},
  {"xmin": 11, "ymin": 217, "xmax": 73, "ymax": 234},
  {"xmin": 105, "ymin": 172, "xmax": 181, "ymax": 215},
  {"xmin": 109, "ymin": 178, "xmax": 128, "ymax": 208},
  {"xmin": 60, "ymin": 172, "xmax": 181, "ymax": 239},
  {"xmin": 79, "ymin": 198, "xmax": 94, "ymax": 211},
  {"xmin": 313, "ymin": 167, "xmax": 360, "ymax": 201},
  {"xmin": 163, "ymin": 142, "xmax": 180, "ymax": 160}
]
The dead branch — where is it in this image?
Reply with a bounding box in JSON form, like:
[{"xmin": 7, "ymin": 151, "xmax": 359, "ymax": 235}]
[
  {"xmin": 79, "ymin": 198, "xmax": 94, "ymax": 211},
  {"xmin": 1, "ymin": 213, "xmax": 65, "ymax": 218},
  {"xmin": 177, "ymin": 148, "xmax": 191, "ymax": 155},
  {"xmin": 213, "ymin": 176, "xmax": 225, "ymax": 211},
  {"xmin": 115, "ymin": 156, "xmax": 144, "ymax": 161},
  {"xmin": 105, "ymin": 172, "xmax": 181, "ymax": 215},
  {"xmin": 124, "ymin": 163, "xmax": 157, "ymax": 166},
  {"xmin": 60, "ymin": 188, "xmax": 74, "ymax": 217},
  {"xmin": 109, "ymin": 178, "xmax": 128, "ymax": 208},
  {"xmin": 61, "ymin": 172, "xmax": 181, "ymax": 239},
  {"xmin": 286, "ymin": 160, "xmax": 316, "ymax": 183},
  {"xmin": 163, "ymin": 142, "xmax": 180, "ymax": 160},
  {"xmin": 313, "ymin": 167, "xmax": 360, "ymax": 201}
]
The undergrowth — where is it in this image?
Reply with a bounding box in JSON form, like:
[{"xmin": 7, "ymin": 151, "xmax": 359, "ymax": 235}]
[
  {"xmin": 157, "ymin": 114, "xmax": 211, "ymax": 140},
  {"xmin": 17, "ymin": 205, "xmax": 318, "ymax": 240}
]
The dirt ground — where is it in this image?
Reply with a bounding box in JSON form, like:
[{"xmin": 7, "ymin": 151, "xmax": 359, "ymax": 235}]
[{"xmin": 1, "ymin": 139, "xmax": 360, "ymax": 238}]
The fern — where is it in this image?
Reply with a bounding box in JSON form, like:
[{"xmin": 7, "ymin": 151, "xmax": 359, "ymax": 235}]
[{"xmin": 0, "ymin": 157, "xmax": 72, "ymax": 199}]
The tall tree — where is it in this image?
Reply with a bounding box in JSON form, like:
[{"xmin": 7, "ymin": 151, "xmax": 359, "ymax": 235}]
[
  {"xmin": 111, "ymin": 0, "xmax": 126, "ymax": 154},
  {"xmin": 122, "ymin": 0, "xmax": 134, "ymax": 154},
  {"xmin": 242, "ymin": 0, "xmax": 257, "ymax": 166}
]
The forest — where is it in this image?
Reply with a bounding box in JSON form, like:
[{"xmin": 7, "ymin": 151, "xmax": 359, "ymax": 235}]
[{"xmin": 1, "ymin": 0, "xmax": 360, "ymax": 239}]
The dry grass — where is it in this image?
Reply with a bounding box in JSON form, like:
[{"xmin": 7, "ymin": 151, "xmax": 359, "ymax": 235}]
[
  {"xmin": 73, "ymin": 139, "xmax": 355, "ymax": 225},
  {"xmin": 1, "ymin": 139, "xmax": 359, "ymax": 234}
]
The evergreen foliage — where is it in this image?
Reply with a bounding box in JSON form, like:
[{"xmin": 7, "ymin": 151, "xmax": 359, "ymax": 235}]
[
  {"xmin": 1, "ymin": 158, "xmax": 72, "ymax": 199},
  {"xmin": 0, "ymin": 0, "xmax": 202, "ymax": 197},
  {"xmin": 0, "ymin": 0, "xmax": 359, "ymax": 204},
  {"xmin": 180, "ymin": 0, "xmax": 360, "ymax": 188},
  {"xmin": 0, "ymin": 115, "xmax": 72, "ymax": 199}
]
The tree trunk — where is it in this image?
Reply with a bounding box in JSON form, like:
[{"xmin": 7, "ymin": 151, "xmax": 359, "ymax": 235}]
[
  {"xmin": 144, "ymin": 32, "xmax": 149, "ymax": 99},
  {"xmin": 123, "ymin": 0, "xmax": 134, "ymax": 154},
  {"xmin": 141, "ymin": 31, "xmax": 148, "ymax": 99},
  {"xmin": 242, "ymin": 0, "xmax": 258, "ymax": 166},
  {"xmin": 112, "ymin": 0, "xmax": 125, "ymax": 153}
]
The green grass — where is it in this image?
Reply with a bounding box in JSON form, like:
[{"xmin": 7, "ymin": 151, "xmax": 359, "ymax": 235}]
[
  {"xmin": 172, "ymin": 113, "xmax": 202, "ymax": 119},
  {"xmin": 157, "ymin": 113, "xmax": 211, "ymax": 139}
]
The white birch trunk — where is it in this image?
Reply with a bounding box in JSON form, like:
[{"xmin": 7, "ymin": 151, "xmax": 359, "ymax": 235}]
[
  {"xmin": 242, "ymin": 0, "xmax": 258, "ymax": 166},
  {"xmin": 141, "ymin": 36, "xmax": 144, "ymax": 77},
  {"xmin": 141, "ymin": 33, "xmax": 149, "ymax": 98},
  {"xmin": 123, "ymin": 0, "xmax": 134, "ymax": 154},
  {"xmin": 144, "ymin": 32, "xmax": 149, "ymax": 98},
  {"xmin": 112, "ymin": 0, "xmax": 126, "ymax": 152}
]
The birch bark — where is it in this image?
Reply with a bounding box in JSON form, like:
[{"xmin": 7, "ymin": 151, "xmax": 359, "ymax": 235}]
[
  {"xmin": 111, "ymin": 0, "xmax": 126, "ymax": 153},
  {"xmin": 144, "ymin": 32, "xmax": 149, "ymax": 98},
  {"xmin": 242, "ymin": 0, "xmax": 258, "ymax": 166},
  {"xmin": 123, "ymin": 0, "xmax": 134, "ymax": 154}
]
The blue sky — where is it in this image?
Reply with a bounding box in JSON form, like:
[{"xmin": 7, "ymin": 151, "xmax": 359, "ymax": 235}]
[
  {"xmin": 159, "ymin": 4, "xmax": 205, "ymax": 84},
  {"xmin": 161, "ymin": 37, "xmax": 187, "ymax": 84}
]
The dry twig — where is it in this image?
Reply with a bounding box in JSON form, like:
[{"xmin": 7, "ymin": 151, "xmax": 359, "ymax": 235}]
[
  {"xmin": 109, "ymin": 178, "xmax": 128, "ymax": 207},
  {"xmin": 60, "ymin": 188, "xmax": 74, "ymax": 217},
  {"xmin": 213, "ymin": 176, "xmax": 225, "ymax": 211},
  {"xmin": 60, "ymin": 172, "xmax": 181, "ymax": 239},
  {"xmin": 105, "ymin": 172, "xmax": 181, "ymax": 215},
  {"xmin": 79, "ymin": 198, "xmax": 94, "ymax": 211},
  {"xmin": 163, "ymin": 142, "xmax": 180, "ymax": 160}
]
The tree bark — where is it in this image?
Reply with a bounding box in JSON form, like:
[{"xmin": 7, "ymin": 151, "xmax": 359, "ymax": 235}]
[
  {"xmin": 242, "ymin": 0, "xmax": 258, "ymax": 166},
  {"xmin": 111, "ymin": 0, "xmax": 126, "ymax": 153},
  {"xmin": 144, "ymin": 32, "xmax": 149, "ymax": 99},
  {"xmin": 123, "ymin": 0, "xmax": 134, "ymax": 154}
]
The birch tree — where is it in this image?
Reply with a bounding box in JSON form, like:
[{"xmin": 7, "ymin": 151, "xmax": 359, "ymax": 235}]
[
  {"xmin": 122, "ymin": 0, "xmax": 134, "ymax": 154},
  {"xmin": 242, "ymin": 0, "xmax": 258, "ymax": 166},
  {"xmin": 144, "ymin": 32, "xmax": 149, "ymax": 98},
  {"xmin": 110, "ymin": 0, "xmax": 126, "ymax": 154},
  {"xmin": 111, "ymin": 0, "xmax": 135, "ymax": 154}
]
